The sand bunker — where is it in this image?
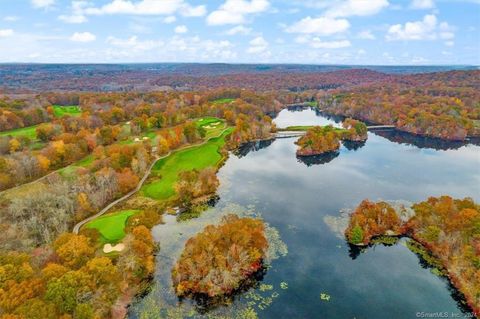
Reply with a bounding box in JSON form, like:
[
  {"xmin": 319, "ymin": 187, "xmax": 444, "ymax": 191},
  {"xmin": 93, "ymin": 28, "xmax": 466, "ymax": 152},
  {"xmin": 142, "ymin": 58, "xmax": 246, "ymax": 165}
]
[{"xmin": 103, "ymin": 243, "xmax": 125, "ymax": 253}]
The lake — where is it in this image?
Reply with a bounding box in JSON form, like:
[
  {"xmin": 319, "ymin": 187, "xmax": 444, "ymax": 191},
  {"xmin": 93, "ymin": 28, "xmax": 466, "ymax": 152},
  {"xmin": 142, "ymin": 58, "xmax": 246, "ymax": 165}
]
[{"xmin": 130, "ymin": 108, "xmax": 480, "ymax": 319}]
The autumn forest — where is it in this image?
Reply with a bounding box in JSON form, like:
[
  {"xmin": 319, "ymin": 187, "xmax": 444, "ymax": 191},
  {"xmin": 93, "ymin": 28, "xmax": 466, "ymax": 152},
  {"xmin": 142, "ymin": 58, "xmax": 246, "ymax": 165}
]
[{"xmin": 0, "ymin": 64, "xmax": 479, "ymax": 319}]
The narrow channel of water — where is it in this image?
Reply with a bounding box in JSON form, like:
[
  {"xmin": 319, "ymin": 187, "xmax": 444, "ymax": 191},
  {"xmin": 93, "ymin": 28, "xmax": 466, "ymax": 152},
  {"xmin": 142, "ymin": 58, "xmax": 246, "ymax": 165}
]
[{"xmin": 130, "ymin": 108, "xmax": 480, "ymax": 319}]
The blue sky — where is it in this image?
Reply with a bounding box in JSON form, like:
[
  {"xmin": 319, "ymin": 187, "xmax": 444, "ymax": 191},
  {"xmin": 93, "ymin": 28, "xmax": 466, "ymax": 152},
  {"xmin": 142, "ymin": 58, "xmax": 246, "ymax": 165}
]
[{"xmin": 0, "ymin": 0, "xmax": 479, "ymax": 64}]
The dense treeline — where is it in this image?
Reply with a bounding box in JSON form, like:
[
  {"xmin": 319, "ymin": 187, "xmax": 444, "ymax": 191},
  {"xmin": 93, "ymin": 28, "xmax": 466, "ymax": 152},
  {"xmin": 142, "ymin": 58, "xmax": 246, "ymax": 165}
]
[
  {"xmin": 0, "ymin": 96, "xmax": 51, "ymax": 131},
  {"xmin": 172, "ymin": 215, "xmax": 268, "ymax": 298},
  {"xmin": 0, "ymin": 225, "xmax": 156, "ymax": 319},
  {"xmin": 345, "ymin": 196, "xmax": 480, "ymax": 315},
  {"xmin": 319, "ymin": 71, "xmax": 480, "ymax": 140}
]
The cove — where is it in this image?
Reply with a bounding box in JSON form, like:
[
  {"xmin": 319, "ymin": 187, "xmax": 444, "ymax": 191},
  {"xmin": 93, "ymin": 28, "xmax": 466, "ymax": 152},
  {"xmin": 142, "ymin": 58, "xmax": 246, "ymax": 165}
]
[{"xmin": 129, "ymin": 108, "xmax": 480, "ymax": 319}]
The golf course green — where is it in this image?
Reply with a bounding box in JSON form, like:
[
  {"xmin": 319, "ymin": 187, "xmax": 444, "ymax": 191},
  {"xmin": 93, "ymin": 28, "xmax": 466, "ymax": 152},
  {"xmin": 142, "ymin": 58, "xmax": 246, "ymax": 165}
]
[{"xmin": 84, "ymin": 209, "xmax": 139, "ymax": 244}]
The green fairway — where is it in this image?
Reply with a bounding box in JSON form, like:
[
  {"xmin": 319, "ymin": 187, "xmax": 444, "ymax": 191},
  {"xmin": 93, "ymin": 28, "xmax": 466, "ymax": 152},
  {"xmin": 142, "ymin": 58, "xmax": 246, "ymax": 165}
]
[
  {"xmin": 0, "ymin": 124, "xmax": 39, "ymax": 140},
  {"xmin": 53, "ymin": 105, "xmax": 82, "ymax": 117},
  {"xmin": 84, "ymin": 210, "xmax": 139, "ymax": 243},
  {"xmin": 211, "ymin": 98, "xmax": 235, "ymax": 105},
  {"xmin": 142, "ymin": 128, "xmax": 232, "ymax": 200}
]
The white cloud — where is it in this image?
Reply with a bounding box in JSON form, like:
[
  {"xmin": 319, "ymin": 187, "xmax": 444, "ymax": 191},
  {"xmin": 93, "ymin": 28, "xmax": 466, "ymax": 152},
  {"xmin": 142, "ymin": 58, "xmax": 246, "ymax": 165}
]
[
  {"xmin": 310, "ymin": 39, "xmax": 351, "ymax": 49},
  {"xmin": 357, "ymin": 30, "xmax": 376, "ymax": 39},
  {"xmin": 0, "ymin": 29, "xmax": 14, "ymax": 37},
  {"xmin": 295, "ymin": 35, "xmax": 351, "ymax": 49},
  {"xmin": 59, "ymin": 14, "xmax": 87, "ymax": 24},
  {"xmin": 58, "ymin": 1, "xmax": 89, "ymax": 24},
  {"xmin": 70, "ymin": 32, "xmax": 96, "ymax": 42},
  {"xmin": 207, "ymin": 0, "xmax": 270, "ymax": 25},
  {"xmin": 247, "ymin": 36, "xmax": 269, "ymax": 54},
  {"xmin": 181, "ymin": 4, "xmax": 207, "ymax": 17},
  {"xmin": 80, "ymin": 0, "xmax": 205, "ymax": 17},
  {"xmin": 386, "ymin": 14, "xmax": 455, "ymax": 42},
  {"xmin": 107, "ymin": 35, "xmax": 163, "ymax": 51},
  {"xmin": 31, "ymin": 0, "xmax": 55, "ymax": 8},
  {"xmin": 410, "ymin": 0, "xmax": 435, "ymax": 9},
  {"xmin": 163, "ymin": 16, "xmax": 176, "ymax": 23},
  {"xmin": 325, "ymin": 0, "xmax": 389, "ymax": 18},
  {"xmin": 286, "ymin": 16, "xmax": 350, "ymax": 35},
  {"xmin": 4, "ymin": 16, "xmax": 19, "ymax": 22},
  {"xmin": 225, "ymin": 25, "xmax": 252, "ymax": 35},
  {"xmin": 175, "ymin": 25, "xmax": 188, "ymax": 34},
  {"xmin": 106, "ymin": 35, "xmax": 236, "ymax": 61}
]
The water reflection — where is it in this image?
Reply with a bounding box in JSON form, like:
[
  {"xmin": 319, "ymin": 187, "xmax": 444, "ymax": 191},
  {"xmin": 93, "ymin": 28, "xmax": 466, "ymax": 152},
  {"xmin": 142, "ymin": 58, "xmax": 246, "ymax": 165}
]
[
  {"xmin": 372, "ymin": 129, "xmax": 479, "ymax": 151},
  {"xmin": 342, "ymin": 140, "xmax": 366, "ymax": 151},
  {"xmin": 234, "ymin": 139, "xmax": 275, "ymax": 158},
  {"xmin": 348, "ymin": 239, "xmax": 475, "ymax": 317},
  {"xmin": 180, "ymin": 267, "xmax": 268, "ymax": 314},
  {"xmin": 273, "ymin": 107, "xmax": 343, "ymax": 128},
  {"xmin": 296, "ymin": 151, "xmax": 340, "ymax": 166}
]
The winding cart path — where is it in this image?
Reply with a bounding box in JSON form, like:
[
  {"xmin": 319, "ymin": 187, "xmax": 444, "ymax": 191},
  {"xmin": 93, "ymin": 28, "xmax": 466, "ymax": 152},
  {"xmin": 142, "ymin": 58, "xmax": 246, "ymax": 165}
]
[{"xmin": 73, "ymin": 127, "xmax": 230, "ymax": 234}]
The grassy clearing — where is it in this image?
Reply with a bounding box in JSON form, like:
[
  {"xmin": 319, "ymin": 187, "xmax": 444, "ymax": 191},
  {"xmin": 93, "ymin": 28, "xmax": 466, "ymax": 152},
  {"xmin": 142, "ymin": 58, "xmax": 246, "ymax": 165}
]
[
  {"xmin": 142, "ymin": 128, "xmax": 232, "ymax": 200},
  {"xmin": 58, "ymin": 154, "xmax": 94, "ymax": 178},
  {"xmin": 211, "ymin": 98, "xmax": 235, "ymax": 105},
  {"xmin": 52, "ymin": 105, "xmax": 82, "ymax": 118},
  {"xmin": 306, "ymin": 101, "xmax": 318, "ymax": 107},
  {"xmin": 84, "ymin": 210, "xmax": 139, "ymax": 244},
  {"xmin": 0, "ymin": 124, "xmax": 39, "ymax": 140}
]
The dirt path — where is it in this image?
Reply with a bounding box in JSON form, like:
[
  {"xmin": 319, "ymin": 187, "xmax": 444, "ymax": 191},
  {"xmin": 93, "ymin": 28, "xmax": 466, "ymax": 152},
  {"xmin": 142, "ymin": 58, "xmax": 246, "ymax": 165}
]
[{"xmin": 72, "ymin": 127, "xmax": 230, "ymax": 234}]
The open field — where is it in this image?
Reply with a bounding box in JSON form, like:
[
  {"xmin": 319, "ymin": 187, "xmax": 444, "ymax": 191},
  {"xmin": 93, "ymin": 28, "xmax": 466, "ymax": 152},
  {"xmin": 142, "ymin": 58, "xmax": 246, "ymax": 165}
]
[
  {"xmin": 84, "ymin": 209, "xmax": 139, "ymax": 243},
  {"xmin": 142, "ymin": 128, "xmax": 232, "ymax": 200},
  {"xmin": 52, "ymin": 105, "xmax": 82, "ymax": 117},
  {"xmin": 0, "ymin": 124, "xmax": 39, "ymax": 139}
]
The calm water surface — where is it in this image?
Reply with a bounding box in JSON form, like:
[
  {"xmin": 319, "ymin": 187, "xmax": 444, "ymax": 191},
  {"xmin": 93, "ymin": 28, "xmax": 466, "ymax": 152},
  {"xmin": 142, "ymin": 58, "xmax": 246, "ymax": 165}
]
[{"xmin": 130, "ymin": 108, "xmax": 480, "ymax": 319}]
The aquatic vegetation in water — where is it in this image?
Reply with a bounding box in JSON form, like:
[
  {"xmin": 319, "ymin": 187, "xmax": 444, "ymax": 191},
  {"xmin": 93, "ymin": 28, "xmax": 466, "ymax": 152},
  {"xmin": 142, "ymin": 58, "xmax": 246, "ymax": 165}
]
[
  {"xmin": 320, "ymin": 293, "xmax": 331, "ymax": 301},
  {"xmin": 131, "ymin": 203, "xmax": 288, "ymax": 318},
  {"xmin": 259, "ymin": 284, "xmax": 273, "ymax": 292},
  {"xmin": 280, "ymin": 282, "xmax": 288, "ymax": 290}
]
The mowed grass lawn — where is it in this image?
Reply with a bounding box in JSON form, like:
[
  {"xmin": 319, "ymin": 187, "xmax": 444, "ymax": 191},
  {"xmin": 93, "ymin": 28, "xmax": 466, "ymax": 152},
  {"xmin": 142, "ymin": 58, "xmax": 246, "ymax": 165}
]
[
  {"xmin": 53, "ymin": 105, "xmax": 82, "ymax": 117},
  {"xmin": 142, "ymin": 128, "xmax": 232, "ymax": 200},
  {"xmin": 84, "ymin": 210, "xmax": 139, "ymax": 244},
  {"xmin": 196, "ymin": 117, "xmax": 226, "ymax": 139},
  {"xmin": 0, "ymin": 124, "xmax": 39, "ymax": 140}
]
